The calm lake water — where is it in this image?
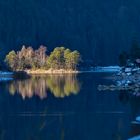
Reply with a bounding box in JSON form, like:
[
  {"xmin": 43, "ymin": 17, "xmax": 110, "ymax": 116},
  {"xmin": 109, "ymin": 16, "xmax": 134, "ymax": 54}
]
[{"xmin": 0, "ymin": 73, "xmax": 140, "ymax": 140}]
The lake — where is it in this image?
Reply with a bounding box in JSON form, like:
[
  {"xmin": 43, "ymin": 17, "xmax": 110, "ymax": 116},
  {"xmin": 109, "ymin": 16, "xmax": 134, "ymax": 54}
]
[{"xmin": 0, "ymin": 73, "xmax": 140, "ymax": 140}]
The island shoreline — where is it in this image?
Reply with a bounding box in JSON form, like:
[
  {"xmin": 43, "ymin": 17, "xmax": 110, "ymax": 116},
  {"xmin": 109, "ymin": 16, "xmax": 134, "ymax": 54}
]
[{"xmin": 25, "ymin": 69, "xmax": 80, "ymax": 74}]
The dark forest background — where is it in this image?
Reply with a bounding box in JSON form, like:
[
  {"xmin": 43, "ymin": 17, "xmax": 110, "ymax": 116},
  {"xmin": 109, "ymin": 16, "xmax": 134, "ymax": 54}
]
[{"xmin": 0, "ymin": 0, "xmax": 140, "ymax": 65}]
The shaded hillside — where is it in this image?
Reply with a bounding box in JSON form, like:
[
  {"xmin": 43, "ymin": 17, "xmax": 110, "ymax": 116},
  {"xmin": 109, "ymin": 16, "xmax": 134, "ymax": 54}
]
[{"xmin": 0, "ymin": 0, "xmax": 140, "ymax": 65}]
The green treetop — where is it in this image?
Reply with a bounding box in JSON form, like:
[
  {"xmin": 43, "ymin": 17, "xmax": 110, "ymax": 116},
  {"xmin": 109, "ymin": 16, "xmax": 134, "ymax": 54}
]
[{"xmin": 5, "ymin": 50, "xmax": 17, "ymax": 70}]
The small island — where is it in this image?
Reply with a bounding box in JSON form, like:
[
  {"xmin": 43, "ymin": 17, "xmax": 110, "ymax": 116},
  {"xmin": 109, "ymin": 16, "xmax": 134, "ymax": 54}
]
[{"xmin": 4, "ymin": 45, "xmax": 81, "ymax": 74}]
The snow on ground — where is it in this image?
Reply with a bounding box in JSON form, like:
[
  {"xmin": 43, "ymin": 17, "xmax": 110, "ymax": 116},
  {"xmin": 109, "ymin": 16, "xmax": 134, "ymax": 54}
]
[
  {"xmin": 90, "ymin": 66, "xmax": 121, "ymax": 73},
  {"xmin": 0, "ymin": 78, "xmax": 13, "ymax": 81},
  {"xmin": 128, "ymin": 135, "xmax": 140, "ymax": 140},
  {"xmin": 0, "ymin": 71, "xmax": 14, "ymax": 81},
  {"xmin": 0, "ymin": 71, "xmax": 13, "ymax": 75}
]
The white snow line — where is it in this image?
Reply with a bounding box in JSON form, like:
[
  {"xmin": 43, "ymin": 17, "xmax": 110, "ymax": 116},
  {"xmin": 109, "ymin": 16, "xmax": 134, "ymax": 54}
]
[{"xmin": 128, "ymin": 135, "xmax": 140, "ymax": 140}]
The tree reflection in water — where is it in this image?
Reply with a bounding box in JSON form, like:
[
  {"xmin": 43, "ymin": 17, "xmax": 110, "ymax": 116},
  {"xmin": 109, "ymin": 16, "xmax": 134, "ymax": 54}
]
[{"xmin": 8, "ymin": 74, "xmax": 81, "ymax": 100}]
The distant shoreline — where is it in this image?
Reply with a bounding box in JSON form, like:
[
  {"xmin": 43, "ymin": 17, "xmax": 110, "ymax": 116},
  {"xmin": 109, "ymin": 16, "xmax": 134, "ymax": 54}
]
[{"xmin": 0, "ymin": 66, "xmax": 121, "ymax": 77}]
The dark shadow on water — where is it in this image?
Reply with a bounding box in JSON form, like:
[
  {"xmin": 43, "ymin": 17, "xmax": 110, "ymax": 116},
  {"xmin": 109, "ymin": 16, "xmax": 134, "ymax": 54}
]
[
  {"xmin": 13, "ymin": 71, "xmax": 31, "ymax": 79},
  {"xmin": 98, "ymin": 77, "xmax": 140, "ymax": 139}
]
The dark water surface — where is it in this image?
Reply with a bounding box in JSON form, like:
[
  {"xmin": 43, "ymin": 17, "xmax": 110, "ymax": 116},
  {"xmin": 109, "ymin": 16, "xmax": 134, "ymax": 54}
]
[{"xmin": 0, "ymin": 73, "xmax": 140, "ymax": 140}]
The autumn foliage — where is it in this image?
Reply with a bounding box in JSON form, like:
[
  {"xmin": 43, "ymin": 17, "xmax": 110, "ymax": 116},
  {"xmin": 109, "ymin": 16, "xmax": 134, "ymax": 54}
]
[{"xmin": 5, "ymin": 45, "xmax": 81, "ymax": 71}]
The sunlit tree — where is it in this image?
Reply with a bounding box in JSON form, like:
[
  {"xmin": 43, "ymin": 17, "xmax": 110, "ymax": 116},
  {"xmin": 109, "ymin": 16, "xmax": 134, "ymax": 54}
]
[
  {"xmin": 5, "ymin": 45, "xmax": 81, "ymax": 71},
  {"xmin": 5, "ymin": 50, "xmax": 18, "ymax": 70}
]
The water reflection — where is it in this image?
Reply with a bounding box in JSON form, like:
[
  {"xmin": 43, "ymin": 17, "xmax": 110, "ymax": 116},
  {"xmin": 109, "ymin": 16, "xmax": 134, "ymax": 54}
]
[
  {"xmin": 8, "ymin": 74, "xmax": 81, "ymax": 100},
  {"xmin": 98, "ymin": 76, "xmax": 140, "ymax": 139},
  {"xmin": 0, "ymin": 73, "xmax": 140, "ymax": 139}
]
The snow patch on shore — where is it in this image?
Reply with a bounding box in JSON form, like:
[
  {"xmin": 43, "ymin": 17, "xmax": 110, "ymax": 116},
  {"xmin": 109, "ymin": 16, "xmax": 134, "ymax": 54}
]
[
  {"xmin": 0, "ymin": 78, "xmax": 13, "ymax": 81},
  {"xmin": 0, "ymin": 71, "xmax": 13, "ymax": 75},
  {"xmin": 91, "ymin": 66, "xmax": 121, "ymax": 73},
  {"xmin": 0, "ymin": 71, "xmax": 14, "ymax": 81}
]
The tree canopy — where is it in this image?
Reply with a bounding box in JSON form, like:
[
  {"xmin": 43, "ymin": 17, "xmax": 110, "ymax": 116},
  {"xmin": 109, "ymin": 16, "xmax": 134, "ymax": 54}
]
[
  {"xmin": 47, "ymin": 47, "xmax": 81, "ymax": 70},
  {"xmin": 119, "ymin": 41, "xmax": 140, "ymax": 66},
  {"xmin": 5, "ymin": 45, "xmax": 81, "ymax": 71}
]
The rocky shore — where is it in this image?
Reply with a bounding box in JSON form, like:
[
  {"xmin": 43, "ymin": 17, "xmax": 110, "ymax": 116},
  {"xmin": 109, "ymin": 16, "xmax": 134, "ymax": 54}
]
[{"xmin": 98, "ymin": 67, "xmax": 140, "ymax": 95}]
